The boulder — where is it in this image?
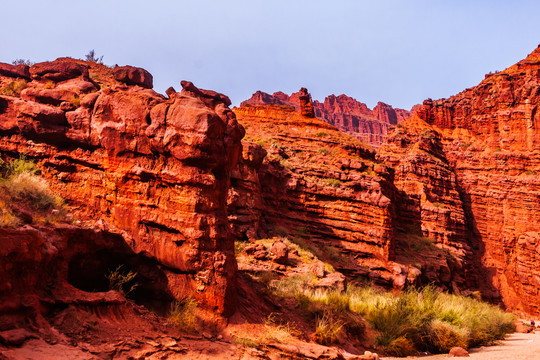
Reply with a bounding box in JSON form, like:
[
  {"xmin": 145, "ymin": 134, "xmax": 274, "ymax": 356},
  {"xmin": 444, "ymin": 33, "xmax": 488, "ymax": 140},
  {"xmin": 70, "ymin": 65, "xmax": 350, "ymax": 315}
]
[
  {"xmin": 0, "ymin": 62, "xmax": 31, "ymax": 79},
  {"xmin": 269, "ymin": 240, "xmax": 288, "ymax": 264},
  {"xmin": 113, "ymin": 65, "xmax": 153, "ymax": 89},
  {"xmin": 0, "ymin": 329, "xmax": 36, "ymax": 346},
  {"xmin": 515, "ymin": 321, "xmax": 534, "ymax": 333},
  {"xmin": 30, "ymin": 60, "xmax": 89, "ymax": 82},
  {"xmin": 166, "ymin": 86, "xmax": 176, "ymax": 98},
  {"xmin": 448, "ymin": 346, "xmax": 469, "ymax": 357},
  {"xmin": 314, "ymin": 272, "xmax": 347, "ymax": 292},
  {"xmin": 180, "ymin": 80, "xmax": 231, "ymax": 107},
  {"xmin": 310, "ymin": 261, "xmax": 326, "ymax": 278}
]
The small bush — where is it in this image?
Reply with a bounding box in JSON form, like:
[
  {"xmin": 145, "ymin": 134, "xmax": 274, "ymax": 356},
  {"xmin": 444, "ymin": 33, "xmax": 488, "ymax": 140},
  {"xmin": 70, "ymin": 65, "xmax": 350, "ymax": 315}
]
[
  {"xmin": 169, "ymin": 297, "xmax": 199, "ymax": 333},
  {"xmin": 12, "ymin": 59, "xmax": 34, "ymax": 66},
  {"xmin": 427, "ymin": 320, "xmax": 468, "ymax": 353},
  {"xmin": 324, "ymin": 178, "xmax": 341, "ymax": 188},
  {"xmin": 106, "ymin": 265, "xmax": 138, "ymax": 296},
  {"xmin": 3, "ymin": 155, "xmax": 39, "ymax": 177},
  {"xmin": 317, "ymin": 148, "xmax": 330, "ymax": 156},
  {"xmin": 85, "ymin": 49, "xmax": 104, "ymax": 64},
  {"xmin": 0, "ymin": 156, "xmax": 67, "ymax": 225},
  {"xmin": 0, "ymin": 79, "xmax": 28, "ymax": 96},
  {"xmin": 0, "ymin": 198, "xmax": 20, "ymax": 227},
  {"xmin": 5, "ymin": 172, "xmax": 62, "ymax": 210},
  {"xmin": 313, "ymin": 311, "xmax": 343, "ymax": 345},
  {"xmin": 385, "ymin": 336, "xmax": 416, "ymax": 357},
  {"xmin": 70, "ymin": 94, "xmax": 80, "ymax": 108}
]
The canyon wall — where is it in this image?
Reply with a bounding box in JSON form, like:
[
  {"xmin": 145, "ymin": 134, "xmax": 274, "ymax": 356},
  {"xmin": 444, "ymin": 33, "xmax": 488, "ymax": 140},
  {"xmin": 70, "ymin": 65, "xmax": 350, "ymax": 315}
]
[
  {"xmin": 231, "ymin": 102, "xmax": 462, "ymax": 290},
  {"xmin": 234, "ymin": 44, "xmax": 540, "ymax": 314},
  {"xmin": 0, "ymin": 59, "xmax": 244, "ymax": 314},
  {"xmin": 419, "ymin": 45, "xmax": 540, "ymax": 314},
  {"xmin": 379, "ymin": 44, "xmax": 540, "ymax": 314}
]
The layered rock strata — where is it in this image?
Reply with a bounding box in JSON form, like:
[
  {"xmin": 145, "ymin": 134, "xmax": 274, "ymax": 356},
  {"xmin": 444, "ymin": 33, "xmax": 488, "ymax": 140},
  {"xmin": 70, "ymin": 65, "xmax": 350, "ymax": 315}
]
[
  {"xmin": 0, "ymin": 58, "xmax": 244, "ymax": 314},
  {"xmin": 241, "ymin": 90, "xmax": 414, "ymax": 146},
  {"xmin": 231, "ymin": 103, "xmax": 458, "ymax": 289},
  {"xmin": 379, "ymin": 44, "xmax": 540, "ymax": 314}
]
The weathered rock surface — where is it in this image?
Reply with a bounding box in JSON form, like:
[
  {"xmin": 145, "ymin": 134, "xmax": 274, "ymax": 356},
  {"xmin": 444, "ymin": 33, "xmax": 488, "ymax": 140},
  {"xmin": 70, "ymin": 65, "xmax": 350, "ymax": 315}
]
[
  {"xmin": 231, "ymin": 100, "xmax": 452, "ymax": 289},
  {"xmin": 0, "ymin": 62, "xmax": 31, "ymax": 79},
  {"xmin": 113, "ymin": 65, "xmax": 154, "ymax": 89},
  {"xmin": 30, "ymin": 60, "xmax": 89, "ymax": 82},
  {"xmin": 0, "ymin": 58, "xmax": 245, "ymax": 314},
  {"xmin": 379, "ymin": 44, "xmax": 540, "ymax": 314},
  {"xmin": 241, "ymin": 90, "xmax": 414, "ymax": 147}
]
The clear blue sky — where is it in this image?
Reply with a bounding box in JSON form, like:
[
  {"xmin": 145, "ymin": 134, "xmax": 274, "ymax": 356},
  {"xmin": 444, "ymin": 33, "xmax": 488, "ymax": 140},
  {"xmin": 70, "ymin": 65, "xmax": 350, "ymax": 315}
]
[{"xmin": 1, "ymin": 1, "xmax": 539, "ymax": 110}]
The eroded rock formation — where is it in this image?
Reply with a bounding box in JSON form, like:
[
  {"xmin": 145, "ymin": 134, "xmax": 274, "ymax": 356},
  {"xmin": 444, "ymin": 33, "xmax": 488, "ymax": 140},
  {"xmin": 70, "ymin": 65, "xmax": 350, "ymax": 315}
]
[
  {"xmin": 241, "ymin": 90, "xmax": 414, "ymax": 146},
  {"xmin": 231, "ymin": 102, "xmax": 457, "ymax": 290},
  {"xmin": 0, "ymin": 58, "xmax": 244, "ymax": 314},
  {"xmin": 379, "ymin": 44, "xmax": 540, "ymax": 314}
]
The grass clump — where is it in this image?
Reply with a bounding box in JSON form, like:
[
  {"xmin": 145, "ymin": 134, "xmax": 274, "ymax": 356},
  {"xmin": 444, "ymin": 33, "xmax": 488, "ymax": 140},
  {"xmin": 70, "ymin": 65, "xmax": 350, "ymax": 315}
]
[
  {"xmin": 106, "ymin": 265, "xmax": 138, "ymax": 296},
  {"xmin": 313, "ymin": 311, "xmax": 344, "ymax": 345},
  {"xmin": 231, "ymin": 314, "xmax": 301, "ymax": 348},
  {"xmin": 268, "ymin": 276, "xmax": 515, "ymax": 356},
  {"xmin": 324, "ymin": 178, "xmax": 341, "ymax": 188},
  {"xmin": 0, "ymin": 155, "xmax": 67, "ymax": 226},
  {"xmin": 356, "ymin": 286, "xmax": 515, "ymax": 355},
  {"xmin": 169, "ymin": 296, "xmax": 200, "ymax": 333},
  {"xmin": 0, "ymin": 79, "xmax": 28, "ymax": 96}
]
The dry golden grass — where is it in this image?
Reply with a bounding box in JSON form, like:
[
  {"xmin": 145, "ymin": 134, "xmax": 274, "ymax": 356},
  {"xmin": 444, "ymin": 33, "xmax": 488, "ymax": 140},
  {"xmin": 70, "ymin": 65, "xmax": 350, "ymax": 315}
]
[
  {"xmin": 169, "ymin": 297, "xmax": 200, "ymax": 333},
  {"xmin": 0, "ymin": 156, "xmax": 67, "ymax": 226}
]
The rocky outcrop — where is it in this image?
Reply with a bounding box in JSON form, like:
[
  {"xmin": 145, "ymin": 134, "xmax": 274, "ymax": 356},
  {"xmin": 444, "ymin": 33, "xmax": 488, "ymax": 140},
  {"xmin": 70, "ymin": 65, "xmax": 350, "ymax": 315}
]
[
  {"xmin": 0, "ymin": 58, "xmax": 244, "ymax": 314},
  {"xmin": 379, "ymin": 44, "xmax": 540, "ymax": 314},
  {"xmin": 0, "ymin": 62, "xmax": 31, "ymax": 79},
  {"xmin": 29, "ymin": 60, "xmax": 90, "ymax": 82},
  {"xmin": 113, "ymin": 65, "xmax": 154, "ymax": 89},
  {"xmin": 241, "ymin": 90, "xmax": 414, "ymax": 146},
  {"xmin": 298, "ymin": 87, "xmax": 315, "ymax": 117}
]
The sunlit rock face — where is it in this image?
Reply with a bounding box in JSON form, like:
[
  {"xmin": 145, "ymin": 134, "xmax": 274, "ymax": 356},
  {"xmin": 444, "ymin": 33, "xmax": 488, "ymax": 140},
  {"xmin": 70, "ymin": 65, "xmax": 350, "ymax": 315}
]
[
  {"xmin": 379, "ymin": 44, "xmax": 540, "ymax": 314},
  {"xmin": 0, "ymin": 58, "xmax": 244, "ymax": 314}
]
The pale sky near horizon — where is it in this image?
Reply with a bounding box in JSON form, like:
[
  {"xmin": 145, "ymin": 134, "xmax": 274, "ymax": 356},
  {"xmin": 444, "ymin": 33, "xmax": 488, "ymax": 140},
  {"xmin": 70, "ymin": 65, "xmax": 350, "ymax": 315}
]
[{"xmin": 1, "ymin": 1, "xmax": 539, "ymax": 110}]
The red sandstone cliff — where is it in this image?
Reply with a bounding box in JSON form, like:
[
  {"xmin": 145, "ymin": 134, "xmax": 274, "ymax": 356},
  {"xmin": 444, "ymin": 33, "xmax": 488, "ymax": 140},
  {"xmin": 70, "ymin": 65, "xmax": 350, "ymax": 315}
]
[
  {"xmin": 241, "ymin": 90, "xmax": 414, "ymax": 146},
  {"xmin": 379, "ymin": 44, "xmax": 540, "ymax": 314},
  {"xmin": 0, "ymin": 58, "xmax": 244, "ymax": 315},
  {"xmin": 231, "ymin": 103, "xmax": 460, "ymax": 291}
]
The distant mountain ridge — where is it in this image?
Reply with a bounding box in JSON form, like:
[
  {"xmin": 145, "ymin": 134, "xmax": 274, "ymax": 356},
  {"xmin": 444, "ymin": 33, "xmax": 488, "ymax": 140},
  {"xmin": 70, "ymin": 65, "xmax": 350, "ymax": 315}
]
[{"xmin": 240, "ymin": 89, "xmax": 417, "ymax": 146}]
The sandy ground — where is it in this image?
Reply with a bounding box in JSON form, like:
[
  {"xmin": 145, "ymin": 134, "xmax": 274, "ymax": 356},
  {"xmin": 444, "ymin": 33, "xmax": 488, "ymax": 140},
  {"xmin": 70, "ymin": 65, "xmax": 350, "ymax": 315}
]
[{"xmin": 382, "ymin": 332, "xmax": 540, "ymax": 360}]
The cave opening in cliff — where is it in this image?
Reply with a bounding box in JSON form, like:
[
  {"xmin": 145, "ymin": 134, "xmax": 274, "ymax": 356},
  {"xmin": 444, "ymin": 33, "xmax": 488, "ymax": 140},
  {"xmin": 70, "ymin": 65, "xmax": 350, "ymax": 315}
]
[{"xmin": 67, "ymin": 250, "xmax": 175, "ymax": 315}]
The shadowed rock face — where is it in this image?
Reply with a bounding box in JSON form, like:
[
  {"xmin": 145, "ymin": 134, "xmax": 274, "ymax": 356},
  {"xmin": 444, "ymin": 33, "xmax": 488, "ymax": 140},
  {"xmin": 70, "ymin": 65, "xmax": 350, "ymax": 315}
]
[
  {"xmin": 241, "ymin": 89, "xmax": 414, "ymax": 147},
  {"xmin": 0, "ymin": 58, "xmax": 244, "ymax": 314}
]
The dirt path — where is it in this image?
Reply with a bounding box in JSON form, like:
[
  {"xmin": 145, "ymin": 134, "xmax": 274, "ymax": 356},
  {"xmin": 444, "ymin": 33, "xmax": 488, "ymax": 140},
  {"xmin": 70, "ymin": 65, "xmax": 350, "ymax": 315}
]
[{"xmin": 383, "ymin": 332, "xmax": 540, "ymax": 360}]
